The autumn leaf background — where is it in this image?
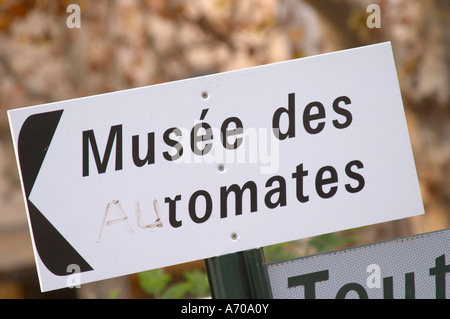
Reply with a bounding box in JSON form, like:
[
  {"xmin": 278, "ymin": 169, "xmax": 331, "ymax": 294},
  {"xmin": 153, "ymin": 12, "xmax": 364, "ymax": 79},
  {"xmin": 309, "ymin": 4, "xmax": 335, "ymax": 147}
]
[{"xmin": 0, "ymin": 0, "xmax": 448, "ymax": 298}]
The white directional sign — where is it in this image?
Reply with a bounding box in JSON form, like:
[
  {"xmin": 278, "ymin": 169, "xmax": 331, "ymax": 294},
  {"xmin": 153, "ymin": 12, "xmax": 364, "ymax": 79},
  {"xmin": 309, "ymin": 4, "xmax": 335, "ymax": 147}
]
[
  {"xmin": 267, "ymin": 229, "xmax": 450, "ymax": 299},
  {"xmin": 8, "ymin": 42, "xmax": 424, "ymax": 291}
]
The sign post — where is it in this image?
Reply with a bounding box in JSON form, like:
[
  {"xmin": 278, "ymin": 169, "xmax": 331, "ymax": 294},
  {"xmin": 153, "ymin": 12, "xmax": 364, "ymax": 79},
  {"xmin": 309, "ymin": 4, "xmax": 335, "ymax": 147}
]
[
  {"xmin": 205, "ymin": 248, "xmax": 272, "ymax": 299},
  {"xmin": 7, "ymin": 42, "xmax": 424, "ymax": 293}
]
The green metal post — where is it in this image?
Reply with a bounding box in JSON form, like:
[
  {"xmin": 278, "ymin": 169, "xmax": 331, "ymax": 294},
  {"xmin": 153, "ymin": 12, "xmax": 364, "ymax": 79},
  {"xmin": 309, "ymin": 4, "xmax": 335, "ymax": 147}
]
[{"xmin": 204, "ymin": 248, "xmax": 273, "ymax": 299}]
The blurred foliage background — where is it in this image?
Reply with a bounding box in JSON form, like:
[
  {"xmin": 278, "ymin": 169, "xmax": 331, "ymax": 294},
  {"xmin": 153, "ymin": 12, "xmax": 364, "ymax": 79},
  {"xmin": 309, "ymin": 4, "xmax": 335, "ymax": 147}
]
[{"xmin": 0, "ymin": 0, "xmax": 448, "ymax": 298}]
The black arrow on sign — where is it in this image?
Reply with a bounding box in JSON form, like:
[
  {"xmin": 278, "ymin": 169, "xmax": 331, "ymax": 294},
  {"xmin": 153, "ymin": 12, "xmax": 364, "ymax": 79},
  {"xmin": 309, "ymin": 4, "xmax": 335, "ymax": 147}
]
[{"xmin": 18, "ymin": 110, "xmax": 93, "ymax": 276}]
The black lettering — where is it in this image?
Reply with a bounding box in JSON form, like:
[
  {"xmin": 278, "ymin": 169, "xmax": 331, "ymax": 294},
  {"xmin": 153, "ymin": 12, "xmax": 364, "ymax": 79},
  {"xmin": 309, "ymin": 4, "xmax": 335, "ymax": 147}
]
[
  {"xmin": 221, "ymin": 117, "xmax": 243, "ymax": 150},
  {"xmin": 383, "ymin": 273, "xmax": 416, "ymax": 299},
  {"xmin": 82, "ymin": 125, "xmax": 123, "ymax": 176},
  {"xmin": 132, "ymin": 132, "xmax": 155, "ymax": 167},
  {"xmin": 220, "ymin": 181, "xmax": 257, "ymax": 218},
  {"xmin": 292, "ymin": 163, "xmax": 309, "ymax": 203},
  {"xmin": 345, "ymin": 160, "xmax": 365, "ymax": 193},
  {"xmin": 272, "ymin": 93, "xmax": 295, "ymax": 140},
  {"xmin": 264, "ymin": 175, "xmax": 287, "ymax": 209},
  {"xmin": 315, "ymin": 166, "xmax": 338, "ymax": 199},
  {"xmin": 163, "ymin": 127, "xmax": 183, "ymax": 161},
  {"xmin": 405, "ymin": 272, "xmax": 416, "ymax": 299},
  {"xmin": 288, "ymin": 270, "xmax": 329, "ymax": 299},
  {"xmin": 189, "ymin": 190, "xmax": 212, "ymax": 224},
  {"xmin": 191, "ymin": 122, "xmax": 213, "ymax": 155},
  {"xmin": 336, "ymin": 283, "xmax": 368, "ymax": 299},
  {"xmin": 165, "ymin": 195, "xmax": 182, "ymax": 228},
  {"xmin": 332, "ymin": 96, "xmax": 352, "ymax": 129},
  {"xmin": 429, "ymin": 254, "xmax": 450, "ymax": 299},
  {"xmin": 303, "ymin": 101, "xmax": 325, "ymax": 134},
  {"xmin": 383, "ymin": 276, "xmax": 393, "ymax": 299},
  {"xmin": 191, "ymin": 109, "xmax": 213, "ymax": 156}
]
